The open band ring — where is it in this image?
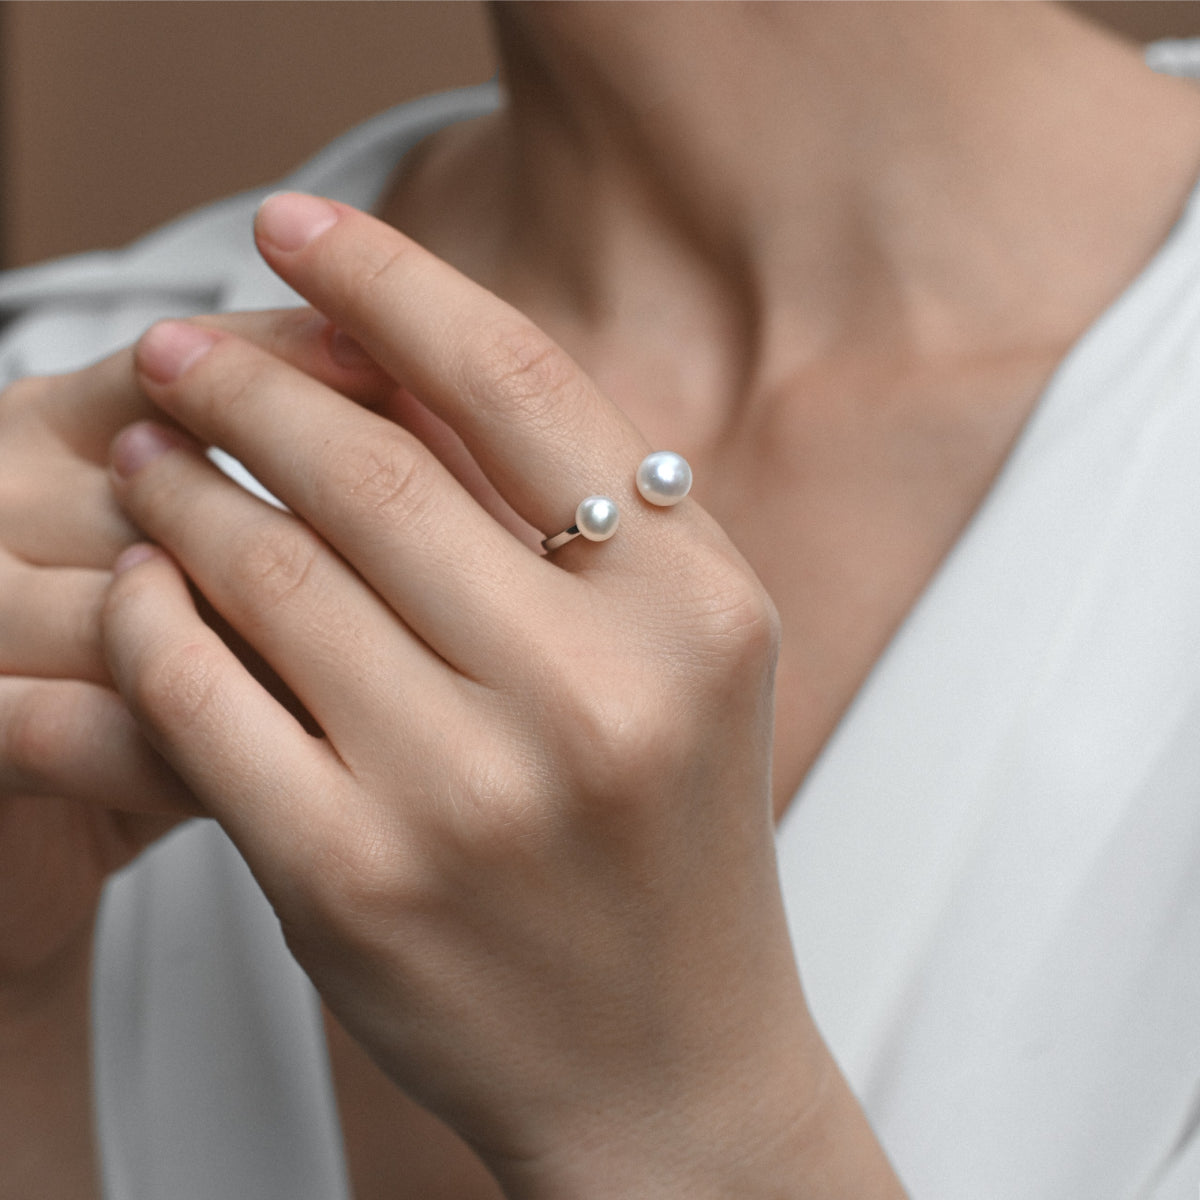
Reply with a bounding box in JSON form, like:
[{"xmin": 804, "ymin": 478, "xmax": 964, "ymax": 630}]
[{"xmin": 541, "ymin": 451, "xmax": 692, "ymax": 552}]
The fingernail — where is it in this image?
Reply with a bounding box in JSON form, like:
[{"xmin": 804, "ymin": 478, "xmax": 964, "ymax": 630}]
[
  {"xmin": 256, "ymin": 192, "xmax": 339, "ymax": 252},
  {"xmin": 137, "ymin": 321, "xmax": 218, "ymax": 384},
  {"xmin": 111, "ymin": 421, "xmax": 192, "ymax": 478},
  {"xmin": 112, "ymin": 543, "xmax": 161, "ymax": 577}
]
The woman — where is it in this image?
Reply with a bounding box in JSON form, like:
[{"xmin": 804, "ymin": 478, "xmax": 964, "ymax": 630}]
[{"xmin": 3, "ymin": 3, "xmax": 1200, "ymax": 1196}]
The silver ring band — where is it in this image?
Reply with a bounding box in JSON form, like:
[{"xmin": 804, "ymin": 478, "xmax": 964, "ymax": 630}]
[{"xmin": 542, "ymin": 524, "xmax": 583, "ymax": 552}]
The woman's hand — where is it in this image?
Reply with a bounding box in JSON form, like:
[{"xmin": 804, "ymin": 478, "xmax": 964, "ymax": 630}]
[
  {"xmin": 0, "ymin": 307, "xmax": 393, "ymax": 986},
  {"xmin": 102, "ymin": 195, "xmax": 899, "ymax": 1198}
]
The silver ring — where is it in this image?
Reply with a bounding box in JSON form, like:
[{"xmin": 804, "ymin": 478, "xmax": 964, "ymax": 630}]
[{"xmin": 541, "ymin": 452, "xmax": 692, "ymax": 552}]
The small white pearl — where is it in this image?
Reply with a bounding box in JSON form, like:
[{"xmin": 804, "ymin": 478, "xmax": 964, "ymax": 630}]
[
  {"xmin": 575, "ymin": 495, "xmax": 620, "ymax": 541},
  {"xmin": 636, "ymin": 451, "xmax": 692, "ymax": 506}
]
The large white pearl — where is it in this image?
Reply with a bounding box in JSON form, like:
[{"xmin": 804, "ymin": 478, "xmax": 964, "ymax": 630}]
[
  {"xmin": 636, "ymin": 451, "xmax": 692, "ymax": 506},
  {"xmin": 575, "ymin": 495, "xmax": 620, "ymax": 541}
]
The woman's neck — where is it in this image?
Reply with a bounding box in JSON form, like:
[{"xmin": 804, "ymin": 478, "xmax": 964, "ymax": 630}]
[{"xmin": 386, "ymin": 1, "xmax": 1200, "ymax": 432}]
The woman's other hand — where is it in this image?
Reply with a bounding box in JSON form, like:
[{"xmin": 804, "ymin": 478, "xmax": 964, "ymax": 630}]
[{"xmin": 0, "ymin": 306, "xmax": 398, "ymax": 984}]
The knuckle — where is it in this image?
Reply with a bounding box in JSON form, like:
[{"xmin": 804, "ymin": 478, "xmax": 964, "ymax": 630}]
[
  {"xmin": 228, "ymin": 521, "xmax": 325, "ymax": 616},
  {"xmin": 308, "ymin": 818, "xmax": 388, "ymax": 911},
  {"xmin": 439, "ymin": 750, "xmax": 552, "ymax": 865},
  {"xmin": 701, "ymin": 573, "xmax": 781, "ymax": 673},
  {"xmin": 556, "ymin": 677, "xmax": 677, "ymax": 801},
  {"xmin": 296, "ymin": 755, "xmax": 550, "ymax": 946},
  {"xmin": 668, "ymin": 545, "xmax": 781, "ymax": 676},
  {"xmin": 128, "ymin": 638, "xmax": 224, "ymax": 731},
  {"xmin": 330, "ymin": 437, "xmax": 437, "ymax": 524},
  {"xmin": 301, "ymin": 809, "xmax": 421, "ymax": 941},
  {"xmin": 550, "ymin": 560, "xmax": 780, "ymax": 816},
  {"xmin": 470, "ymin": 318, "xmax": 584, "ymax": 430}
]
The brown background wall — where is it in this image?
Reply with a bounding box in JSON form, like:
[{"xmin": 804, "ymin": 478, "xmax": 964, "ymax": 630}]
[
  {"xmin": 1, "ymin": 1, "xmax": 1199, "ymax": 269},
  {"xmin": 0, "ymin": 1, "xmax": 494, "ymax": 267}
]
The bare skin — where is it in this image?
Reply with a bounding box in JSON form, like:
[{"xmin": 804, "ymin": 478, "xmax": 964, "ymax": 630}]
[{"xmin": 4, "ymin": 3, "xmax": 1200, "ymax": 1197}]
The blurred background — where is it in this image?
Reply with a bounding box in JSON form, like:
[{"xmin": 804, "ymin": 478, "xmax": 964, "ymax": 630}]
[{"xmin": 0, "ymin": 1, "xmax": 1198, "ymax": 269}]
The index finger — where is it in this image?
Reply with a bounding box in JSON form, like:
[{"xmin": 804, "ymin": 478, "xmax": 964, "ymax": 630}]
[
  {"xmin": 253, "ymin": 194, "xmax": 664, "ymax": 546},
  {"xmin": 38, "ymin": 306, "xmax": 393, "ymax": 459}
]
